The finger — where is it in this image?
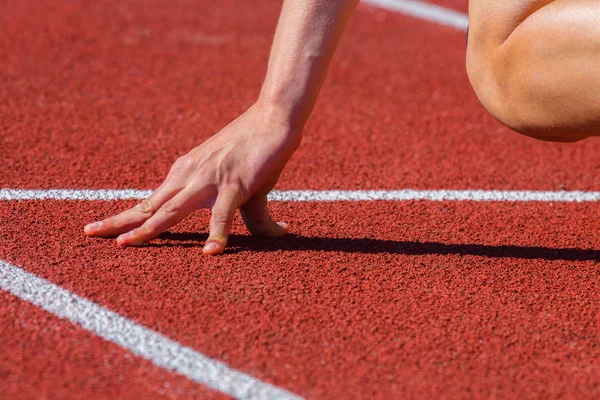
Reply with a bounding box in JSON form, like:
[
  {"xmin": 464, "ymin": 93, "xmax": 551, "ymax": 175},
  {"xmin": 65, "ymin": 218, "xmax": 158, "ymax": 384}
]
[
  {"xmin": 116, "ymin": 186, "xmax": 203, "ymax": 246},
  {"xmin": 203, "ymin": 187, "xmax": 241, "ymax": 255},
  {"xmin": 84, "ymin": 180, "xmax": 182, "ymax": 238},
  {"xmin": 240, "ymin": 195, "xmax": 288, "ymax": 237}
]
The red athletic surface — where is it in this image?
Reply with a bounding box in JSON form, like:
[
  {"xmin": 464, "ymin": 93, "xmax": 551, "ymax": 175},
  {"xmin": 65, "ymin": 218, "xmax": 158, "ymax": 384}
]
[
  {"xmin": 1, "ymin": 201, "xmax": 599, "ymax": 398},
  {"xmin": 0, "ymin": 291, "xmax": 226, "ymax": 400},
  {"xmin": 1, "ymin": 0, "xmax": 600, "ymax": 399},
  {"xmin": 426, "ymin": 0, "xmax": 468, "ymax": 12},
  {"xmin": 3, "ymin": 0, "xmax": 600, "ymax": 192}
]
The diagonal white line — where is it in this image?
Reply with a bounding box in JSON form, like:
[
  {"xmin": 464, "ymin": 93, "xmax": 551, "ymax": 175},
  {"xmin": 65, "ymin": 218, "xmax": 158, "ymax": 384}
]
[
  {"xmin": 363, "ymin": 0, "xmax": 469, "ymax": 31},
  {"xmin": 2, "ymin": 188, "xmax": 600, "ymax": 202},
  {"xmin": 0, "ymin": 260, "xmax": 302, "ymax": 400}
]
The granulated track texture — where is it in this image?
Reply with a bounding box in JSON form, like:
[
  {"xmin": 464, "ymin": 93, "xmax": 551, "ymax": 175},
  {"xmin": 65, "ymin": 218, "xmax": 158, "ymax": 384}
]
[
  {"xmin": 1, "ymin": 0, "xmax": 599, "ymax": 399},
  {"xmin": 2, "ymin": 0, "xmax": 600, "ymax": 191},
  {"xmin": 1, "ymin": 201, "xmax": 599, "ymax": 398}
]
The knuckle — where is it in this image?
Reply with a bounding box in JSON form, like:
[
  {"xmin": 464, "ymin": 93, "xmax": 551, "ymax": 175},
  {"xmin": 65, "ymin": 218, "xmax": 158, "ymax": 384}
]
[
  {"xmin": 211, "ymin": 212, "xmax": 231, "ymax": 226},
  {"xmin": 135, "ymin": 199, "xmax": 155, "ymax": 215},
  {"xmin": 220, "ymin": 173, "xmax": 238, "ymax": 186},
  {"xmin": 171, "ymin": 155, "xmax": 195, "ymax": 173},
  {"xmin": 172, "ymin": 155, "xmax": 186, "ymax": 168},
  {"xmin": 160, "ymin": 200, "xmax": 180, "ymax": 215}
]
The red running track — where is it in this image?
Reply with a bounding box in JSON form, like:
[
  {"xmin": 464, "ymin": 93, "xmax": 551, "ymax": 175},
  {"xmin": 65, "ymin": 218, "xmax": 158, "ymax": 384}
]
[
  {"xmin": 2, "ymin": 0, "xmax": 600, "ymax": 191},
  {"xmin": 0, "ymin": 290, "xmax": 226, "ymax": 399},
  {"xmin": 426, "ymin": 0, "xmax": 468, "ymax": 12},
  {"xmin": 1, "ymin": 0, "xmax": 599, "ymax": 398},
  {"xmin": 1, "ymin": 201, "xmax": 599, "ymax": 398}
]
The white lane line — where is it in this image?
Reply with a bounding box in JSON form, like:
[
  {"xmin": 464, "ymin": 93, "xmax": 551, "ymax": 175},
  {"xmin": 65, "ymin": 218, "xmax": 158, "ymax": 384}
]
[
  {"xmin": 0, "ymin": 188, "xmax": 154, "ymax": 201},
  {"xmin": 363, "ymin": 0, "xmax": 469, "ymax": 31},
  {"xmin": 2, "ymin": 188, "xmax": 600, "ymax": 203},
  {"xmin": 269, "ymin": 190, "xmax": 600, "ymax": 202},
  {"xmin": 0, "ymin": 260, "xmax": 302, "ymax": 400}
]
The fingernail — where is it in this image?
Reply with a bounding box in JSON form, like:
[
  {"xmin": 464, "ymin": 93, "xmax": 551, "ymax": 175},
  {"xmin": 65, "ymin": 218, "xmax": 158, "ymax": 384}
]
[
  {"xmin": 85, "ymin": 221, "xmax": 102, "ymax": 232},
  {"xmin": 277, "ymin": 221, "xmax": 288, "ymax": 229},
  {"xmin": 204, "ymin": 242, "xmax": 218, "ymax": 251},
  {"xmin": 116, "ymin": 231, "xmax": 134, "ymax": 245}
]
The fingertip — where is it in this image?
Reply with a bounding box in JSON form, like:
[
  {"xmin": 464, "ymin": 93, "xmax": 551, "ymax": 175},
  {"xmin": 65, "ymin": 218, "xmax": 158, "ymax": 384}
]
[
  {"xmin": 269, "ymin": 221, "xmax": 288, "ymax": 237},
  {"xmin": 203, "ymin": 240, "xmax": 225, "ymax": 255},
  {"xmin": 116, "ymin": 231, "xmax": 134, "ymax": 246},
  {"xmin": 84, "ymin": 221, "xmax": 103, "ymax": 236}
]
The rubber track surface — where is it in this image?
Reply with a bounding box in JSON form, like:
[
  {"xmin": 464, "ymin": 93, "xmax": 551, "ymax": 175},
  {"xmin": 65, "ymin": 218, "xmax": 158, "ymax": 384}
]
[
  {"xmin": 1, "ymin": 0, "xmax": 599, "ymax": 398},
  {"xmin": 1, "ymin": 201, "xmax": 599, "ymax": 398},
  {"xmin": 2, "ymin": 0, "xmax": 600, "ymax": 191},
  {"xmin": 0, "ymin": 290, "xmax": 227, "ymax": 399}
]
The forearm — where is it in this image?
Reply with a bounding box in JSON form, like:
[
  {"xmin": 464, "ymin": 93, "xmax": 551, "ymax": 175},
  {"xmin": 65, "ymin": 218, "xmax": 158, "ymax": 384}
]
[{"xmin": 258, "ymin": 0, "xmax": 360, "ymax": 129}]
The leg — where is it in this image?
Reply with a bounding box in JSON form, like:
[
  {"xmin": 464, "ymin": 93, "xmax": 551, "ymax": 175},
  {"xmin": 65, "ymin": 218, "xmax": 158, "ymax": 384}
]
[{"xmin": 467, "ymin": 0, "xmax": 600, "ymax": 142}]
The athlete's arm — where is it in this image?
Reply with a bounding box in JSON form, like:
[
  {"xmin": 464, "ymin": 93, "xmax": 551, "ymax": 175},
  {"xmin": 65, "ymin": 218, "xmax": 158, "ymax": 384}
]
[{"xmin": 84, "ymin": 0, "xmax": 360, "ymax": 254}]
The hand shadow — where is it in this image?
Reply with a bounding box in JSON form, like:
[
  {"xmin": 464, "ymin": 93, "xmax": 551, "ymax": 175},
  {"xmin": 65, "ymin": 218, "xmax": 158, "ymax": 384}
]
[{"xmin": 151, "ymin": 232, "xmax": 600, "ymax": 261}]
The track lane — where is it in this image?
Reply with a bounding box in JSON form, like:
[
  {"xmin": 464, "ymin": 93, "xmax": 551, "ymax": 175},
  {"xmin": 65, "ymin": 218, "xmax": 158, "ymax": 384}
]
[
  {"xmin": 1, "ymin": 200, "xmax": 598, "ymax": 399},
  {"xmin": 0, "ymin": 260, "xmax": 301, "ymax": 400},
  {"xmin": 2, "ymin": 0, "xmax": 599, "ymax": 398},
  {"xmin": 0, "ymin": 290, "xmax": 228, "ymax": 400},
  {"xmin": 2, "ymin": 0, "xmax": 600, "ymax": 191}
]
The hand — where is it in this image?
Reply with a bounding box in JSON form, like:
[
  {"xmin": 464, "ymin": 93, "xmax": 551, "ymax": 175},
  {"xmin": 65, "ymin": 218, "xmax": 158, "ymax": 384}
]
[{"xmin": 84, "ymin": 102, "xmax": 302, "ymax": 255}]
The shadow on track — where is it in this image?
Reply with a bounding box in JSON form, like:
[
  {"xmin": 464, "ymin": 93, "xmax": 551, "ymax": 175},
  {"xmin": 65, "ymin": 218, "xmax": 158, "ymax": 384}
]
[{"xmin": 151, "ymin": 232, "xmax": 600, "ymax": 261}]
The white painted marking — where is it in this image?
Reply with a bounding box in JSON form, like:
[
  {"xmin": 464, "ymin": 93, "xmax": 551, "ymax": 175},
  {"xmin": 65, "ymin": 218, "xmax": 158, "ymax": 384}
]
[
  {"xmin": 0, "ymin": 260, "xmax": 302, "ymax": 400},
  {"xmin": 268, "ymin": 190, "xmax": 600, "ymax": 203},
  {"xmin": 2, "ymin": 188, "xmax": 600, "ymax": 203},
  {"xmin": 363, "ymin": 0, "xmax": 469, "ymax": 31},
  {"xmin": 0, "ymin": 188, "xmax": 153, "ymax": 201}
]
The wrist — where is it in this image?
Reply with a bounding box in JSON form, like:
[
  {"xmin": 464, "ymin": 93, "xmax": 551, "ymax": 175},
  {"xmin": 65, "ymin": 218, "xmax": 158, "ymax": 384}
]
[{"xmin": 255, "ymin": 93, "xmax": 310, "ymax": 134}]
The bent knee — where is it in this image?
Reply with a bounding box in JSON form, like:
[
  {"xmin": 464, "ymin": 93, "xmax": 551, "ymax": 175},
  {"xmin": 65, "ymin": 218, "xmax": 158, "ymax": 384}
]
[
  {"xmin": 466, "ymin": 47, "xmax": 587, "ymax": 143},
  {"xmin": 466, "ymin": 8, "xmax": 599, "ymax": 143}
]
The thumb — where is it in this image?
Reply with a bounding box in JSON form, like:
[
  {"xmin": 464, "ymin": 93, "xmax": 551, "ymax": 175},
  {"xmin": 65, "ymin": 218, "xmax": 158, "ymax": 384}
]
[
  {"xmin": 240, "ymin": 195, "xmax": 288, "ymax": 237},
  {"xmin": 204, "ymin": 187, "xmax": 240, "ymax": 255}
]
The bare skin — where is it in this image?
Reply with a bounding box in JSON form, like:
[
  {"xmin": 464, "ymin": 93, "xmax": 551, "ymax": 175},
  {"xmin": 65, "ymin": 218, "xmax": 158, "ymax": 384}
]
[
  {"xmin": 467, "ymin": 0, "xmax": 600, "ymax": 142},
  {"xmin": 84, "ymin": 0, "xmax": 360, "ymax": 254},
  {"xmin": 86, "ymin": 0, "xmax": 600, "ymax": 253}
]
